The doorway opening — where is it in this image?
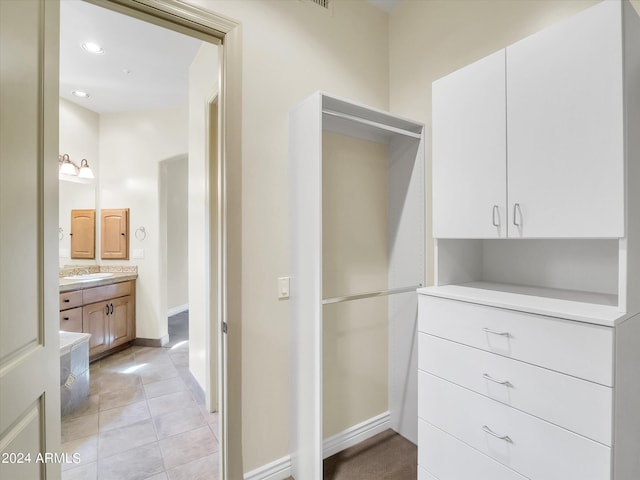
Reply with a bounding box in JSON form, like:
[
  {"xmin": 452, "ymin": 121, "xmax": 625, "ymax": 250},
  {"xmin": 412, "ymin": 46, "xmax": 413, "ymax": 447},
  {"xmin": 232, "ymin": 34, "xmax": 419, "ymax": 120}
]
[{"xmin": 57, "ymin": 0, "xmax": 236, "ymax": 478}]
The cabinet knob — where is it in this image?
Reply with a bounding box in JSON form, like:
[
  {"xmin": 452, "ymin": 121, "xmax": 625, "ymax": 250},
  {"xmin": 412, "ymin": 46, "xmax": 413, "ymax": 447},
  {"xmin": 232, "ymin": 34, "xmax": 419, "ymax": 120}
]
[{"xmin": 121, "ymin": 233, "xmax": 126, "ymax": 236}]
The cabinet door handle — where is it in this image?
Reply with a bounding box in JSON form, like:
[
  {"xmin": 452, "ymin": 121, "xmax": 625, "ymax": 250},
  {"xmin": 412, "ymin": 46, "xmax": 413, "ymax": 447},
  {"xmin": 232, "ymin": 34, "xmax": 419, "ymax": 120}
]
[
  {"xmin": 492, "ymin": 205, "xmax": 500, "ymax": 227},
  {"xmin": 483, "ymin": 327, "xmax": 510, "ymax": 337},
  {"xmin": 513, "ymin": 203, "xmax": 522, "ymax": 226},
  {"xmin": 482, "ymin": 425, "xmax": 513, "ymax": 443},
  {"xmin": 110, "ymin": 303, "xmax": 114, "ymax": 315},
  {"xmin": 482, "ymin": 373, "xmax": 513, "ymax": 387},
  {"xmin": 105, "ymin": 304, "xmax": 110, "ymax": 315}
]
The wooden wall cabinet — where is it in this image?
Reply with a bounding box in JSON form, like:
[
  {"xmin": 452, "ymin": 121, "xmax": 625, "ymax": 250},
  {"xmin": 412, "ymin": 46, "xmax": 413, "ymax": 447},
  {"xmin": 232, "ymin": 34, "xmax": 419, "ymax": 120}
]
[
  {"xmin": 70, "ymin": 209, "xmax": 96, "ymax": 259},
  {"xmin": 59, "ymin": 280, "xmax": 136, "ymax": 361},
  {"xmin": 101, "ymin": 208, "xmax": 129, "ymax": 260}
]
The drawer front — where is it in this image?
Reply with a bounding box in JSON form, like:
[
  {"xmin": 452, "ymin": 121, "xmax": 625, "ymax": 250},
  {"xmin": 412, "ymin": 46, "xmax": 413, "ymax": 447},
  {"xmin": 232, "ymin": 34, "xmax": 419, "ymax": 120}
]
[
  {"xmin": 419, "ymin": 420, "xmax": 527, "ymax": 480},
  {"xmin": 60, "ymin": 290, "xmax": 83, "ymax": 310},
  {"xmin": 418, "ymin": 295, "xmax": 613, "ymax": 385},
  {"xmin": 419, "ymin": 333, "xmax": 612, "ymax": 445},
  {"xmin": 419, "ymin": 371, "xmax": 611, "ymax": 480},
  {"xmin": 82, "ymin": 280, "xmax": 133, "ymax": 305},
  {"xmin": 59, "ymin": 307, "xmax": 82, "ymax": 333}
]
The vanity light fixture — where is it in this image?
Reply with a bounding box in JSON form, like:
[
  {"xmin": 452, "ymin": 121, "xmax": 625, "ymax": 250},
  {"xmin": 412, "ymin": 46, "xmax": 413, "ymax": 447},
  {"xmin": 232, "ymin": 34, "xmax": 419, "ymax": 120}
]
[
  {"xmin": 78, "ymin": 159, "xmax": 95, "ymax": 179},
  {"xmin": 59, "ymin": 154, "xmax": 95, "ymax": 179},
  {"xmin": 82, "ymin": 42, "xmax": 104, "ymax": 54},
  {"xmin": 72, "ymin": 90, "xmax": 90, "ymax": 98}
]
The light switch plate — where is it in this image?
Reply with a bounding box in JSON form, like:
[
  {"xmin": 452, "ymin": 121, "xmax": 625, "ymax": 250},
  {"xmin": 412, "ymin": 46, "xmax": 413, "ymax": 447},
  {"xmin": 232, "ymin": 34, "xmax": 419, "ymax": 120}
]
[{"xmin": 278, "ymin": 276, "xmax": 290, "ymax": 300}]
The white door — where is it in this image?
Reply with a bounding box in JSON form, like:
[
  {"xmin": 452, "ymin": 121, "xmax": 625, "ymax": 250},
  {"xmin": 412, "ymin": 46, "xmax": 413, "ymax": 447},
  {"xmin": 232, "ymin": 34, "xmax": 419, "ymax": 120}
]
[
  {"xmin": 506, "ymin": 0, "xmax": 624, "ymax": 238},
  {"xmin": 432, "ymin": 49, "xmax": 507, "ymax": 239},
  {"xmin": 0, "ymin": 1, "xmax": 61, "ymax": 479}
]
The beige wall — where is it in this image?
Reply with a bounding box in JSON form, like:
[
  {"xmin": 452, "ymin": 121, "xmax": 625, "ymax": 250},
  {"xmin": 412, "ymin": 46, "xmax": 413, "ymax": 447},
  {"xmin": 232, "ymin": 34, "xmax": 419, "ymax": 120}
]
[
  {"xmin": 166, "ymin": 156, "xmax": 189, "ymax": 311},
  {"xmin": 184, "ymin": 0, "xmax": 640, "ymax": 474},
  {"xmin": 99, "ymin": 107, "xmax": 188, "ymax": 340},
  {"xmin": 322, "ymin": 132, "xmax": 389, "ymax": 438},
  {"xmin": 388, "ymin": 0, "xmax": 639, "ymax": 285},
  {"xmin": 188, "ymin": 42, "xmax": 219, "ymax": 392},
  {"xmin": 185, "ymin": 0, "xmax": 390, "ymax": 472},
  {"xmin": 59, "ymin": 99, "xmax": 99, "ymax": 265}
]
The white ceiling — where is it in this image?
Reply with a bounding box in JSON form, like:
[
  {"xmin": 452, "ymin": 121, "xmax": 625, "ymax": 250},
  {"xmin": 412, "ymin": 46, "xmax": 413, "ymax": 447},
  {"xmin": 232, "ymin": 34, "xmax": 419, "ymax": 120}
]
[
  {"xmin": 59, "ymin": 0, "xmax": 399, "ymax": 114},
  {"xmin": 59, "ymin": 0, "xmax": 204, "ymax": 114}
]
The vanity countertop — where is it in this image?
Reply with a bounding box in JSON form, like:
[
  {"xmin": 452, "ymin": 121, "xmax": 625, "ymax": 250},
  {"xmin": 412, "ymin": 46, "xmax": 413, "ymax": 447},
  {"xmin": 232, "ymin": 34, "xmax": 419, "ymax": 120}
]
[{"xmin": 59, "ymin": 272, "xmax": 138, "ymax": 292}]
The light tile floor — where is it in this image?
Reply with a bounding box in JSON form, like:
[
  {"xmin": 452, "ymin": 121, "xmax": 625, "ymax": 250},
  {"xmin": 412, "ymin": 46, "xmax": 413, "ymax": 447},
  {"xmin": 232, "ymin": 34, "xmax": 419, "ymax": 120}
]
[{"xmin": 61, "ymin": 342, "xmax": 219, "ymax": 480}]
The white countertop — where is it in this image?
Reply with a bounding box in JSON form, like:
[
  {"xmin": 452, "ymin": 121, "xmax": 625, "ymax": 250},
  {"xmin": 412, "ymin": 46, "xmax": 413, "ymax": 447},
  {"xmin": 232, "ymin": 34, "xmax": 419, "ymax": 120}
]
[
  {"xmin": 418, "ymin": 281, "xmax": 628, "ymax": 327},
  {"xmin": 59, "ymin": 272, "xmax": 137, "ymax": 292}
]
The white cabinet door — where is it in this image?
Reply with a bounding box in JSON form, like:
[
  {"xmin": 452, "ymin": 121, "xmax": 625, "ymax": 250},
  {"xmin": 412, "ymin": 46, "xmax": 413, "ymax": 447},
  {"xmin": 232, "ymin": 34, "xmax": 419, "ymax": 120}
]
[
  {"xmin": 432, "ymin": 50, "xmax": 507, "ymax": 238},
  {"xmin": 506, "ymin": 0, "xmax": 624, "ymax": 238}
]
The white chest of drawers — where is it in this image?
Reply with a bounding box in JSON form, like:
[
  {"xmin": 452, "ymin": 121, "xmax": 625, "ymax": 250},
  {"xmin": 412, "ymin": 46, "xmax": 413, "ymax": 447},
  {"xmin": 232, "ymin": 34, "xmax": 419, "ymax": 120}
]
[{"xmin": 417, "ymin": 291, "xmax": 640, "ymax": 480}]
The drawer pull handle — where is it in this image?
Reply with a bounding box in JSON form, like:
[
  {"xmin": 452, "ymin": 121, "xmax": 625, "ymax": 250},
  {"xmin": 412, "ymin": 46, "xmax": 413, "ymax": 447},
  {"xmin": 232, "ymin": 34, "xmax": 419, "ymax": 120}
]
[
  {"xmin": 482, "ymin": 425, "xmax": 513, "ymax": 443},
  {"xmin": 63, "ymin": 299, "xmax": 70, "ymax": 303},
  {"xmin": 482, "ymin": 373, "xmax": 513, "ymax": 387},
  {"xmin": 63, "ymin": 317, "xmax": 70, "ymax": 321},
  {"xmin": 483, "ymin": 327, "xmax": 510, "ymax": 337},
  {"xmin": 492, "ymin": 205, "xmax": 500, "ymax": 227}
]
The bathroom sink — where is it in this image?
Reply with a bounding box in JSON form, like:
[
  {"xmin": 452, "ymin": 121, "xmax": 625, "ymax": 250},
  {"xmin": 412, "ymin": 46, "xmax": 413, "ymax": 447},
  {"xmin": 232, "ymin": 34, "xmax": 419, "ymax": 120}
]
[{"xmin": 63, "ymin": 272, "xmax": 113, "ymax": 281}]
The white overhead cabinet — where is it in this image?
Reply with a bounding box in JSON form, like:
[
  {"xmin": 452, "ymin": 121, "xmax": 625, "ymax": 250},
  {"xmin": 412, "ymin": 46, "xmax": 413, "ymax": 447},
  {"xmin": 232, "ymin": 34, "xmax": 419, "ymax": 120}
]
[
  {"xmin": 433, "ymin": 0, "xmax": 625, "ymax": 239},
  {"xmin": 423, "ymin": 2, "xmax": 640, "ymax": 480},
  {"xmin": 506, "ymin": 0, "xmax": 625, "ymax": 238},
  {"xmin": 432, "ymin": 50, "xmax": 506, "ymax": 238}
]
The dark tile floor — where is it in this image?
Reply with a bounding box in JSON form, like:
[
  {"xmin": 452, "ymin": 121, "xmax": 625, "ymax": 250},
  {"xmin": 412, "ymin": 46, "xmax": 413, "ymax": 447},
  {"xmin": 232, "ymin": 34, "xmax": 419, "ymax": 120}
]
[{"xmin": 61, "ymin": 312, "xmax": 219, "ymax": 480}]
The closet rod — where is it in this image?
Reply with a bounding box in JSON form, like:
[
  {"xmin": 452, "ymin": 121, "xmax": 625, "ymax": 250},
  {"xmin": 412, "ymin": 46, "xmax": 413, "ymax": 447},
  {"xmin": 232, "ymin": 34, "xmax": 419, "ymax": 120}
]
[
  {"xmin": 322, "ymin": 109, "xmax": 422, "ymax": 139},
  {"xmin": 322, "ymin": 284, "xmax": 422, "ymax": 305}
]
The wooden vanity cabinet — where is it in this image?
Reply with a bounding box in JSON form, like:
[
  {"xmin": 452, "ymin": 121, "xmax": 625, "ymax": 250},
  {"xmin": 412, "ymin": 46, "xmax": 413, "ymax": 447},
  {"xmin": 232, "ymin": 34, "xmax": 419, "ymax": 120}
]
[
  {"xmin": 83, "ymin": 301, "xmax": 110, "ymax": 357},
  {"xmin": 59, "ymin": 290, "xmax": 83, "ymax": 332},
  {"xmin": 59, "ymin": 280, "xmax": 136, "ymax": 361}
]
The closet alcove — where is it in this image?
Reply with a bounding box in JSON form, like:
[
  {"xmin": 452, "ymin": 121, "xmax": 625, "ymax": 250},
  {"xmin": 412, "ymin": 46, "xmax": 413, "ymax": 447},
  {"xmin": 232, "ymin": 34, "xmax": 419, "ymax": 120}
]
[{"xmin": 289, "ymin": 92, "xmax": 425, "ymax": 479}]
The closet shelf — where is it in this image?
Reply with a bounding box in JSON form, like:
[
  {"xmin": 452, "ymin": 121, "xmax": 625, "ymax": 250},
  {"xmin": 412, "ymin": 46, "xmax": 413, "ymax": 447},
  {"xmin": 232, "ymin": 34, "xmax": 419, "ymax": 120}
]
[{"xmin": 323, "ymin": 109, "xmax": 422, "ymax": 140}]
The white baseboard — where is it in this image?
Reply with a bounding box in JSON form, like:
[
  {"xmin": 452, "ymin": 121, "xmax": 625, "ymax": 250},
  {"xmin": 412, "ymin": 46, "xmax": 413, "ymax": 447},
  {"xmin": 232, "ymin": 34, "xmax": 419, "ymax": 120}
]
[
  {"xmin": 322, "ymin": 411, "xmax": 391, "ymax": 459},
  {"xmin": 167, "ymin": 303, "xmax": 189, "ymax": 316},
  {"xmin": 243, "ymin": 411, "xmax": 391, "ymax": 480},
  {"xmin": 243, "ymin": 455, "xmax": 291, "ymax": 480}
]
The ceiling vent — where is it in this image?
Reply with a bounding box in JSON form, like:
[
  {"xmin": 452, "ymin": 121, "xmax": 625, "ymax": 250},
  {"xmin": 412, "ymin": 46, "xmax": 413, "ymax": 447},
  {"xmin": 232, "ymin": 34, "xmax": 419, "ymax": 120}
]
[{"xmin": 303, "ymin": 0, "xmax": 332, "ymax": 14}]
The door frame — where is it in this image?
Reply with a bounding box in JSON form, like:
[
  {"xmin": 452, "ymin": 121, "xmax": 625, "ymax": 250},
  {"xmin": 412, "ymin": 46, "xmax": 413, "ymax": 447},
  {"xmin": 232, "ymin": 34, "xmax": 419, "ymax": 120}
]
[{"xmin": 65, "ymin": 1, "xmax": 242, "ymax": 478}]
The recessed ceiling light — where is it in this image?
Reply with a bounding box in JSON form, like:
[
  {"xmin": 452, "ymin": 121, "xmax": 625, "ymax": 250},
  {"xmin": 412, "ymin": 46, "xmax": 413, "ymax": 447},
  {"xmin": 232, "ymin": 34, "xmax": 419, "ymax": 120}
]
[
  {"xmin": 72, "ymin": 90, "xmax": 90, "ymax": 98},
  {"xmin": 82, "ymin": 42, "xmax": 104, "ymax": 54}
]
